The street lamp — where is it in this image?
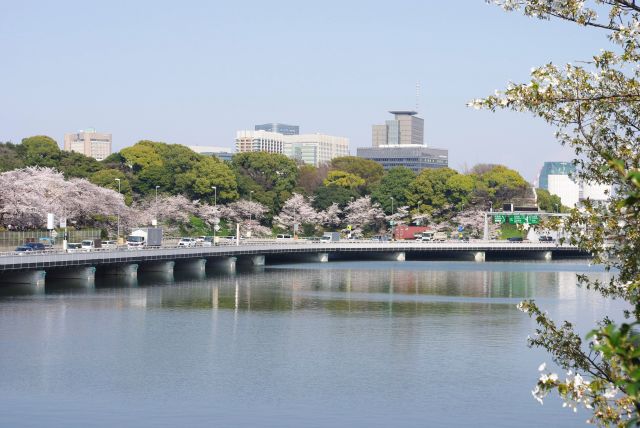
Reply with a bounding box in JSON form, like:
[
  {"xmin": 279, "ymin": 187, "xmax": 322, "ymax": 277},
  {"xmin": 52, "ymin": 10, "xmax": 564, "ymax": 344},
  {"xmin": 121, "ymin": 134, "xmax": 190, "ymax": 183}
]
[
  {"xmin": 554, "ymin": 203, "xmax": 559, "ymax": 214},
  {"xmin": 211, "ymin": 186, "xmax": 217, "ymax": 206},
  {"xmin": 115, "ymin": 178, "xmax": 121, "ymax": 242},
  {"xmin": 489, "ymin": 201, "xmax": 493, "ymax": 212},
  {"xmin": 390, "ymin": 197, "xmax": 395, "ymax": 241}
]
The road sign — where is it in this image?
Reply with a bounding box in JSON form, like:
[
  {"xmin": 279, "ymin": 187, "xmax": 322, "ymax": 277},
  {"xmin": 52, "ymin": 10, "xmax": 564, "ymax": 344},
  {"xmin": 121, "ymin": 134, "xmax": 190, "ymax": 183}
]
[
  {"xmin": 59, "ymin": 217, "xmax": 67, "ymax": 228},
  {"xmin": 493, "ymin": 215, "xmax": 506, "ymax": 224},
  {"xmin": 214, "ymin": 225, "xmax": 220, "ymax": 232},
  {"xmin": 457, "ymin": 225, "xmax": 464, "ymax": 232},
  {"xmin": 509, "ymin": 214, "xmax": 541, "ymax": 225}
]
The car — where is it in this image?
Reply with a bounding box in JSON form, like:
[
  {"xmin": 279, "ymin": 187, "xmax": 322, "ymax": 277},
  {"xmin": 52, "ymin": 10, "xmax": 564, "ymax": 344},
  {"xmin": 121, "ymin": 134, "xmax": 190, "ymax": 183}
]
[
  {"xmin": 195, "ymin": 236, "xmax": 206, "ymax": 243},
  {"xmin": 81, "ymin": 240, "xmax": 96, "ymax": 251},
  {"xmin": 38, "ymin": 237, "xmax": 54, "ymax": 248},
  {"xmin": 102, "ymin": 240, "xmax": 117, "ymax": 250},
  {"xmin": 539, "ymin": 236, "xmax": 555, "ymax": 242},
  {"xmin": 508, "ymin": 237, "xmax": 524, "ymax": 242},
  {"xmin": 15, "ymin": 245, "xmax": 33, "ymax": 253},
  {"xmin": 178, "ymin": 237, "xmax": 197, "ymax": 247},
  {"xmin": 66, "ymin": 243, "xmax": 82, "ymax": 253},
  {"xmin": 24, "ymin": 242, "xmax": 46, "ymax": 251},
  {"xmin": 276, "ymin": 234, "xmax": 292, "ymax": 240}
]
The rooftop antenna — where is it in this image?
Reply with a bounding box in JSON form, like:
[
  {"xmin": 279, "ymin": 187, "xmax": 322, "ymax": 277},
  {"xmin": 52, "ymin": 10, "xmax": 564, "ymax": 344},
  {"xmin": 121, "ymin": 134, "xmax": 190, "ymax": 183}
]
[{"xmin": 415, "ymin": 81, "xmax": 420, "ymax": 113}]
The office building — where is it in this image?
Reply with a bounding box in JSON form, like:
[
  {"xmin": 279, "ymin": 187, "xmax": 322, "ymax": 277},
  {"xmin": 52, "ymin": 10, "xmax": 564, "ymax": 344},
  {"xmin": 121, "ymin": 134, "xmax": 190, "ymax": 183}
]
[
  {"xmin": 538, "ymin": 161, "xmax": 576, "ymax": 190},
  {"xmin": 283, "ymin": 134, "xmax": 349, "ymax": 167},
  {"xmin": 357, "ymin": 145, "xmax": 448, "ymax": 173},
  {"xmin": 538, "ymin": 161, "xmax": 612, "ymax": 207},
  {"xmin": 187, "ymin": 145, "xmax": 234, "ymax": 162},
  {"xmin": 235, "ymin": 130, "xmax": 287, "ymax": 154},
  {"xmin": 235, "ymin": 130, "xmax": 349, "ymax": 165},
  {"xmin": 63, "ymin": 128, "xmax": 112, "ymax": 161},
  {"xmin": 372, "ymin": 111, "xmax": 424, "ymax": 147},
  {"xmin": 255, "ymin": 123, "xmax": 299, "ymax": 135}
]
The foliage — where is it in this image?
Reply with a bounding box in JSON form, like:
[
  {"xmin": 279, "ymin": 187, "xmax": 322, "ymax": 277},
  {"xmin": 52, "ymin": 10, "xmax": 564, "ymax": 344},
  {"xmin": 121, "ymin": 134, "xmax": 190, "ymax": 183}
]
[
  {"xmin": 19, "ymin": 136, "xmax": 61, "ymax": 167},
  {"xmin": 312, "ymin": 185, "xmax": 359, "ymax": 210},
  {"xmin": 0, "ymin": 143, "xmax": 24, "ymax": 172},
  {"xmin": 474, "ymin": 1, "xmax": 640, "ymax": 424},
  {"xmin": 343, "ymin": 196, "xmax": 386, "ymax": 236},
  {"xmin": 371, "ymin": 167, "xmax": 415, "ymax": 214},
  {"xmin": 406, "ymin": 167, "xmax": 459, "ymax": 215},
  {"xmin": 296, "ymin": 164, "xmax": 328, "ymax": 195},
  {"xmin": 536, "ymin": 188, "xmax": 565, "ymax": 213},
  {"xmin": 323, "ymin": 170, "xmax": 365, "ymax": 190},
  {"xmin": 330, "ymin": 156, "xmax": 385, "ymax": 191},
  {"xmin": 232, "ymin": 152, "xmax": 298, "ymax": 214},
  {"xmin": 90, "ymin": 169, "xmax": 133, "ymax": 205},
  {"xmin": 272, "ymin": 193, "xmax": 320, "ymax": 234},
  {"xmin": 473, "ymin": 165, "xmax": 530, "ymax": 203}
]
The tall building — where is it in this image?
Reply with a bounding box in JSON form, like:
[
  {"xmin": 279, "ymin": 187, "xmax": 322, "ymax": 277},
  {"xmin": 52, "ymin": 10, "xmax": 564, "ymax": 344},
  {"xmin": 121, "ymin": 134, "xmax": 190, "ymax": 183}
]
[
  {"xmin": 187, "ymin": 145, "xmax": 234, "ymax": 162},
  {"xmin": 63, "ymin": 128, "xmax": 112, "ymax": 161},
  {"xmin": 255, "ymin": 123, "xmax": 299, "ymax": 135},
  {"xmin": 372, "ymin": 111, "xmax": 424, "ymax": 147},
  {"xmin": 538, "ymin": 161, "xmax": 612, "ymax": 207},
  {"xmin": 235, "ymin": 130, "xmax": 349, "ymax": 166},
  {"xmin": 538, "ymin": 161, "xmax": 576, "ymax": 190},
  {"xmin": 357, "ymin": 145, "xmax": 448, "ymax": 173},
  {"xmin": 235, "ymin": 130, "xmax": 287, "ymax": 154},
  {"xmin": 283, "ymin": 134, "xmax": 349, "ymax": 167}
]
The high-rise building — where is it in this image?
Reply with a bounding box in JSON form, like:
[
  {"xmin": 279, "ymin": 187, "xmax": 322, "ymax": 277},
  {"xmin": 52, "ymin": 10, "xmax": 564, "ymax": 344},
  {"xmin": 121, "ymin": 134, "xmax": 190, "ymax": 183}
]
[
  {"xmin": 283, "ymin": 134, "xmax": 349, "ymax": 167},
  {"xmin": 538, "ymin": 161, "xmax": 612, "ymax": 207},
  {"xmin": 372, "ymin": 111, "xmax": 424, "ymax": 147},
  {"xmin": 356, "ymin": 145, "xmax": 448, "ymax": 173},
  {"xmin": 538, "ymin": 161, "xmax": 576, "ymax": 190},
  {"xmin": 63, "ymin": 128, "xmax": 112, "ymax": 161},
  {"xmin": 235, "ymin": 130, "xmax": 287, "ymax": 154},
  {"xmin": 255, "ymin": 123, "xmax": 299, "ymax": 135},
  {"xmin": 235, "ymin": 130, "xmax": 349, "ymax": 166}
]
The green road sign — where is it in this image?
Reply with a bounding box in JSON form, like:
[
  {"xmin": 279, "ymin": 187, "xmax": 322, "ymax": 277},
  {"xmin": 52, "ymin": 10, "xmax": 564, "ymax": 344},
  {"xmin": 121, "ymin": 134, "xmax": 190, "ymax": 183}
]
[
  {"xmin": 493, "ymin": 215, "xmax": 506, "ymax": 224},
  {"xmin": 508, "ymin": 214, "xmax": 540, "ymax": 225}
]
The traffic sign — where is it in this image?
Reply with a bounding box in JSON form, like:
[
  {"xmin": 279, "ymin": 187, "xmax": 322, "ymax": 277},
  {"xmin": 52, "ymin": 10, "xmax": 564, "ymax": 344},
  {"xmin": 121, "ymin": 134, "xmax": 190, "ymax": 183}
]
[
  {"xmin": 493, "ymin": 215, "xmax": 506, "ymax": 224},
  {"xmin": 457, "ymin": 225, "xmax": 464, "ymax": 232}
]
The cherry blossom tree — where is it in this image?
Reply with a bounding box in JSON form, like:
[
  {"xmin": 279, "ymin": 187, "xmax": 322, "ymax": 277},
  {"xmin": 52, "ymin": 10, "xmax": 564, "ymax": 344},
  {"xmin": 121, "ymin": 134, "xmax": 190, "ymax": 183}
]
[
  {"xmin": 273, "ymin": 193, "xmax": 320, "ymax": 234},
  {"xmin": 221, "ymin": 199, "xmax": 270, "ymax": 237},
  {"xmin": 320, "ymin": 203, "xmax": 343, "ymax": 228},
  {"xmin": 344, "ymin": 196, "xmax": 386, "ymax": 236}
]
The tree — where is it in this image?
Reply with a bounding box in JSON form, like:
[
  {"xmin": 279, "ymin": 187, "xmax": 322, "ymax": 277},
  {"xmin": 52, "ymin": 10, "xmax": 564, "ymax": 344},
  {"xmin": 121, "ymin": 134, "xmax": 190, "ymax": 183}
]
[
  {"xmin": 273, "ymin": 193, "xmax": 320, "ymax": 234},
  {"xmin": 232, "ymin": 152, "xmax": 298, "ymax": 214},
  {"xmin": 406, "ymin": 167, "xmax": 458, "ymax": 215},
  {"xmin": 90, "ymin": 169, "xmax": 133, "ymax": 205},
  {"xmin": 0, "ymin": 143, "xmax": 24, "ymax": 172},
  {"xmin": 343, "ymin": 196, "xmax": 386, "ymax": 236},
  {"xmin": 319, "ymin": 203, "xmax": 343, "ymax": 228},
  {"xmin": 473, "ymin": 164, "xmax": 530, "ymax": 204},
  {"xmin": 18, "ymin": 136, "xmax": 61, "ymax": 167},
  {"xmin": 221, "ymin": 199, "xmax": 271, "ymax": 237},
  {"xmin": 371, "ymin": 167, "xmax": 416, "ymax": 214},
  {"xmin": 472, "ymin": 1, "xmax": 640, "ymax": 424},
  {"xmin": 296, "ymin": 164, "xmax": 328, "ymax": 195},
  {"xmin": 536, "ymin": 188, "xmax": 564, "ymax": 213},
  {"xmin": 57, "ymin": 151, "xmax": 103, "ymax": 179},
  {"xmin": 312, "ymin": 185, "xmax": 359, "ymax": 211},
  {"xmin": 330, "ymin": 156, "xmax": 385, "ymax": 190},
  {"xmin": 323, "ymin": 170, "xmax": 365, "ymax": 190}
]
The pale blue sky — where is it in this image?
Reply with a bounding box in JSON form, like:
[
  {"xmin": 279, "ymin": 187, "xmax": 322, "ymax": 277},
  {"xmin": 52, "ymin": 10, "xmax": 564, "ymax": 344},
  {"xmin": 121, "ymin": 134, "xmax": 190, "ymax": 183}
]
[{"xmin": 0, "ymin": 1, "xmax": 608, "ymax": 181}]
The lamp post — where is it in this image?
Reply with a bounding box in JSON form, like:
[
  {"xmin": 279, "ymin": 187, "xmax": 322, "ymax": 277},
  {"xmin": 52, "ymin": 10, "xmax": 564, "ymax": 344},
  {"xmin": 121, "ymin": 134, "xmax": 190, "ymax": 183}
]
[
  {"xmin": 390, "ymin": 196, "xmax": 395, "ymax": 241},
  {"xmin": 115, "ymin": 178, "xmax": 121, "ymax": 242},
  {"xmin": 554, "ymin": 203, "xmax": 559, "ymax": 214},
  {"xmin": 211, "ymin": 186, "xmax": 217, "ymax": 206},
  {"xmin": 489, "ymin": 201, "xmax": 493, "ymax": 212}
]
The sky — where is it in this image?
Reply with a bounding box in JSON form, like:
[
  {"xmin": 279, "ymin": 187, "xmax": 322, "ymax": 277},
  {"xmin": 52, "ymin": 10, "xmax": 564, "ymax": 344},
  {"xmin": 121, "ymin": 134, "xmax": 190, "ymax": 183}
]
[{"xmin": 0, "ymin": 0, "xmax": 610, "ymax": 181}]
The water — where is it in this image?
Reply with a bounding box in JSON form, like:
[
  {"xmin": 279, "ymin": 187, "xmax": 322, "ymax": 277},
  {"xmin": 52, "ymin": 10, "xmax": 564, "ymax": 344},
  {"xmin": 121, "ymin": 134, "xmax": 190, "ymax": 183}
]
[{"xmin": 0, "ymin": 260, "xmax": 623, "ymax": 427}]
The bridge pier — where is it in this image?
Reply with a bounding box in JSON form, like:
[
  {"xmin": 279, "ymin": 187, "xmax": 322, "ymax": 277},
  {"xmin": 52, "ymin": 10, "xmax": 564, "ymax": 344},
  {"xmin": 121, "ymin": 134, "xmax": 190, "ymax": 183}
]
[
  {"xmin": 474, "ymin": 251, "xmax": 486, "ymax": 262},
  {"xmin": 47, "ymin": 266, "xmax": 96, "ymax": 281},
  {"xmin": 140, "ymin": 261, "xmax": 175, "ymax": 274},
  {"xmin": 251, "ymin": 255, "xmax": 265, "ymax": 266},
  {"xmin": 206, "ymin": 257, "xmax": 237, "ymax": 273},
  {"xmin": 175, "ymin": 258, "xmax": 207, "ymax": 272},
  {"xmin": 100, "ymin": 263, "xmax": 138, "ymax": 277},
  {"xmin": 0, "ymin": 269, "xmax": 46, "ymax": 285}
]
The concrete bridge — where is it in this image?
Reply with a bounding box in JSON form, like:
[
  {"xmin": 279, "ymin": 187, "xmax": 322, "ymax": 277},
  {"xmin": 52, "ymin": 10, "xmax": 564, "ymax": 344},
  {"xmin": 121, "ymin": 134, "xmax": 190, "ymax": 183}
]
[{"xmin": 0, "ymin": 240, "xmax": 588, "ymax": 285}]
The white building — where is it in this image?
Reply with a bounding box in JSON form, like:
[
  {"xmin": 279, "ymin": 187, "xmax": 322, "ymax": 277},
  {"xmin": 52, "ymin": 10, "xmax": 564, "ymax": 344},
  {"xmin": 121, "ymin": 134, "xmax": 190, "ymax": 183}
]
[
  {"xmin": 235, "ymin": 130, "xmax": 349, "ymax": 166},
  {"xmin": 63, "ymin": 128, "xmax": 112, "ymax": 161},
  {"xmin": 548, "ymin": 175, "xmax": 580, "ymax": 207},
  {"xmin": 283, "ymin": 134, "xmax": 349, "ymax": 167}
]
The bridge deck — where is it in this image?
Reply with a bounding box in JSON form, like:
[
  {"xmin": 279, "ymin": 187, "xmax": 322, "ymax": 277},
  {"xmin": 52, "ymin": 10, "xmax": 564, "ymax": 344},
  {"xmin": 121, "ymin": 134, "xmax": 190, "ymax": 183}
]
[{"xmin": 0, "ymin": 241, "xmax": 587, "ymax": 272}]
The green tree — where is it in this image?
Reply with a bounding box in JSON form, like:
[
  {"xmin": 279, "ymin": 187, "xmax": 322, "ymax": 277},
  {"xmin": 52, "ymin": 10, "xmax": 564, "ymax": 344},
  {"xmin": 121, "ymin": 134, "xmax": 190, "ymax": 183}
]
[
  {"xmin": 330, "ymin": 156, "xmax": 384, "ymax": 191},
  {"xmin": 296, "ymin": 164, "xmax": 328, "ymax": 195},
  {"xmin": 58, "ymin": 151, "xmax": 103, "ymax": 178},
  {"xmin": 474, "ymin": 165, "xmax": 530, "ymax": 203},
  {"xmin": 323, "ymin": 170, "xmax": 365, "ymax": 189},
  {"xmin": 0, "ymin": 143, "xmax": 24, "ymax": 172},
  {"xmin": 312, "ymin": 185, "xmax": 359, "ymax": 210},
  {"xmin": 445, "ymin": 173, "xmax": 475, "ymax": 210},
  {"xmin": 89, "ymin": 169, "xmax": 133, "ymax": 205},
  {"xmin": 535, "ymin": 188, "xmax": 564, "ymax": 213},
  {"xmin": 475, "ymin": 1, "xmax": 640, "ymax": 424},
  {"xmin": 18, "ymin": 135, "xmax": 61, "ymax": 167},
  {"xmin": 232, "ymin": 152, "xmax": 298, "ymax": 214},
  {"xmin": 371, "ymin": 167, "xmax": 415, "ymax": 214},
  {"xmin": 407, "ymin": 167, "xmax": 458, "ymax": 215}
]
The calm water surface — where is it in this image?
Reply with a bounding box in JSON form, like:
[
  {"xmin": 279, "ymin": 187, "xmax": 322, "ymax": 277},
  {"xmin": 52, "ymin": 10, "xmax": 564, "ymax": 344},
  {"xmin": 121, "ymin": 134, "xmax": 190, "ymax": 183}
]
[{"xmin": 0, "ymin": 260, "xmax": 623, "ymax": 427}]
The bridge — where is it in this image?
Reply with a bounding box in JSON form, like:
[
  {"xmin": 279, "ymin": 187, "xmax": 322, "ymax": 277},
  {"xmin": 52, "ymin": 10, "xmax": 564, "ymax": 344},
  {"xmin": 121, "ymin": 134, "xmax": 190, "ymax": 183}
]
[{"xmin": 0, "ymin": 240, "xmax": 588, "ymax": 285}]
